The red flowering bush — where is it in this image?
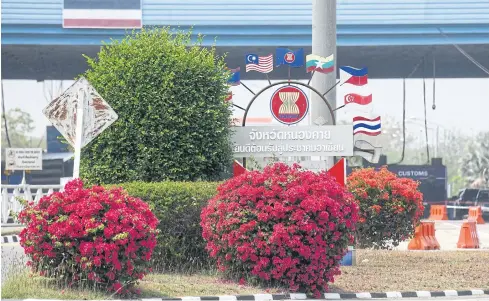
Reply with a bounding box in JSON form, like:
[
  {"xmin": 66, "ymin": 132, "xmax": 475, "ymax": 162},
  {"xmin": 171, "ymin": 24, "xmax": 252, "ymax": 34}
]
[
  {"xmin": 347, "ymin": 167, "xmax": 424, "ymax": 249},
  {"xmin": 201, "ymin": 163, "xmax": 358, "ymax": 297},
  {"xmin": 18, "ymin": 179, "xmax": 159, "ymax": 295}
]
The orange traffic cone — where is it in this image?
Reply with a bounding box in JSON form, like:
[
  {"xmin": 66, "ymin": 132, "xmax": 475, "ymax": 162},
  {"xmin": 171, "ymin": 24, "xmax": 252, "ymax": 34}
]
[
  {"xmin": 468, "ymin": 206, "xmax": 485, "ymax": 224},
  {"xmin": 457, "ymin": 220, "xmax": 480, "ymax": 249}
]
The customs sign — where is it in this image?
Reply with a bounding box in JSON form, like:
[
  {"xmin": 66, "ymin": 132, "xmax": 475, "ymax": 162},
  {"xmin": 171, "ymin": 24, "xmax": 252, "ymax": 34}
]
[{"xmin": 232, "ymin": 125, "xmax": 354, "ymax": 157}]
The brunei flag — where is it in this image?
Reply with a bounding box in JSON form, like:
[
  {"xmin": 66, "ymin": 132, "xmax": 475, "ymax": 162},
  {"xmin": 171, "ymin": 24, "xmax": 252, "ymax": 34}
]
[{"xmin": 306, "ymin": 54, "xmax": 335, "ymax": 73}]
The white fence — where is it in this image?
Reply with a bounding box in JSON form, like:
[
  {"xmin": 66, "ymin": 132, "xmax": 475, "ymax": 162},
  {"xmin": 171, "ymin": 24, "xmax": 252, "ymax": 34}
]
[{"xmin": 1, "ymin": 184, "xmax": 64, "ymax": 225}]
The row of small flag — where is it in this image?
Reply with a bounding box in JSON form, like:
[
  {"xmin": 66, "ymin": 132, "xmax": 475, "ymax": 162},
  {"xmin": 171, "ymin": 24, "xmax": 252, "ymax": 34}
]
[
  {"xmin": 227, "ymin": 48, "xmax": 334, "ymax": 85},
  {"xmin": 339, "ymin": 66, "xmax": 380, "ymax": 137},
  {"xmin": 225, "ymin": 48, "xmax": 381, "ymax": 136}
]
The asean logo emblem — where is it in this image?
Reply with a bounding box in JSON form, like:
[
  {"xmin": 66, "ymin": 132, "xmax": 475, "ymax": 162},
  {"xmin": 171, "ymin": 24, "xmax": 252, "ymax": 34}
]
[
  {"xmin": 284, "ymin": 52, "xmax": 296, "ymax": 63},
  {"xmin": 270, "ymin": 85, "xmax": 309, "ymax": 125}
]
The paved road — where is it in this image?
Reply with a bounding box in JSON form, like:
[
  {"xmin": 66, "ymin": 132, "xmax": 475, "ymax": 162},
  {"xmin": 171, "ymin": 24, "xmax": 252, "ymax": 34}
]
[{"xmin": 396, "ymin": 220, "xmax": 489, "ymax": 250}]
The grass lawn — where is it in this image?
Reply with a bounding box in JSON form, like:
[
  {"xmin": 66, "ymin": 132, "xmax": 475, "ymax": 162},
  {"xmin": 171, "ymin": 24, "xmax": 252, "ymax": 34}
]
[
  {"xmin": 2, "ymin": 250, "xmax": 489, "ymax": 300},
  {"xmin": 1, "ymin": 271, "xmax": 284, "ymax": 300}
]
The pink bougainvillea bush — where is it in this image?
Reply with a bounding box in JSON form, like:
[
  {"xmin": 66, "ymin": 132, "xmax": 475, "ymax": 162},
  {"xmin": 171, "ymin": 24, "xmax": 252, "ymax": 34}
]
[
  {"xmin": 201, "ymin": 163, "xmax": 358, "ymax": 297},
  {"xmin": 347, "ymin": 167, "xmax": 424, "ymax": 249},
  {"xmin": 18, "ymin": 179, "xmax": 159, "ymax": 295}
]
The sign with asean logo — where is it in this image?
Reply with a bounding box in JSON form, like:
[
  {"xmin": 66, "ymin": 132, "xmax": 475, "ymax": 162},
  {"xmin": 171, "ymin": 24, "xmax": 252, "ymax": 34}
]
[{"xmin": 270, "ymin": 86, "xmax": 309, "ymax": 125}]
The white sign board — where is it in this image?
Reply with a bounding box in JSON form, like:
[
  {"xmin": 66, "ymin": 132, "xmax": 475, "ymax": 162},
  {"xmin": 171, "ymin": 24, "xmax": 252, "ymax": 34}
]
[
  {"xmin": 5, "ymin": 148, "xmax": 43, "ymax": 170},
  {"xmin": 232, "ymin": 125, "xmax": 354, "ymax": 157},
  {"xmin": 42, "ymin": 77, "xmax": 118, "ymax": 149}
]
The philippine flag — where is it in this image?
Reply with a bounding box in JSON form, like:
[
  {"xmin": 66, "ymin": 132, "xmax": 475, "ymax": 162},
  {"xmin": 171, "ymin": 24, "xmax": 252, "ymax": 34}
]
[
  {"xmin": 306, "ymin": 54, "xmax": 334, "ymax": 73},
  {"xmin": 340, "ymin": 66, "xmax": 368, "ymax": 86},
  {"xmin": 353, "ymin": 116, "xmax": 381, "ymax": 136}
]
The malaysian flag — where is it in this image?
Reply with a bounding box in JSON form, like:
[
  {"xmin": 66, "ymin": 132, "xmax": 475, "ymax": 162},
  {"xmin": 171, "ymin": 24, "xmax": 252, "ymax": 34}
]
[
  {"xmin": 63, "ymin": 0, "xmax": 142, "ymax": 29},
  {"xmin": 245, "ymin": 53, "xmax": 274, "ymax": 73}
]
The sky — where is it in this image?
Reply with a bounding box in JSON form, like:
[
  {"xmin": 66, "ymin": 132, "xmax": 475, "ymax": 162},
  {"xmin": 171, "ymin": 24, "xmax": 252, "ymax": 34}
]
[{"xmin": 2, "ymin": 78, "xmax": 488, "ymax": 146}]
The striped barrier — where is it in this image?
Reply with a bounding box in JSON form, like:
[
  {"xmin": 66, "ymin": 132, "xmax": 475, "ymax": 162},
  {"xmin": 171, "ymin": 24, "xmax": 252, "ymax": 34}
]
[
  {"xmin": 408, "ymin": 221, "xmax": 440, "ymax": 250},
  {"xmin": 457, "ymin": 220, "xmax": 480, "ymax": 249},
  {"xmin": 428, "ymin": 205, "xmax": 448, "ymax": 220},
  {"xmin": 468, "ymin": 206, "xmax": 485, "ymax": 224}
]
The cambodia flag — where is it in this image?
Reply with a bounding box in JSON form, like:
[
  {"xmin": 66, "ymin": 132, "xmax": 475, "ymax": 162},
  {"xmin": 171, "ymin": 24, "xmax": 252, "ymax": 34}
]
[{"xmin": 340, "ymin": 66, "xmax": 368, "ymax": 86}]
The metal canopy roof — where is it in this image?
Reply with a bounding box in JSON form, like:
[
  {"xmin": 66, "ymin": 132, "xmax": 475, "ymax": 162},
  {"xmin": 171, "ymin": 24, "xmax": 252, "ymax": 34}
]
[{"xmin": 2, "ymin": 0, "xmax": 488, "ymax": 79}]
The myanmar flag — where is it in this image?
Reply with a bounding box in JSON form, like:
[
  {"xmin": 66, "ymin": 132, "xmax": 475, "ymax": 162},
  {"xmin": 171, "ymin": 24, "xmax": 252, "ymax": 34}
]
[{"xmin": 306, "ymin": 54, "xmax": 334, "ymax": 73}]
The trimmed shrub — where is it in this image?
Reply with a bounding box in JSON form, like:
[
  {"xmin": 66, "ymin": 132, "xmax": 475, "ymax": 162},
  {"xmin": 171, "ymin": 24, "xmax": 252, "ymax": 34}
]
[
  {"xmin": 81, "ymin": 27, "xmax": 233, "ymax": 184},
  {"xmin": 116, "ymin": 181, "xmax": 220, "ymax": 273},
  {"xmin": 347, "ymin": 167, "xmax": 424, "ymax": 249},
  {"xmin": 201, "ymin": 163, "xmax": 358, "ymax": 297},
  {"xmin": 18, "ymin": 179, "xmax": 159, "ymax": 295}
]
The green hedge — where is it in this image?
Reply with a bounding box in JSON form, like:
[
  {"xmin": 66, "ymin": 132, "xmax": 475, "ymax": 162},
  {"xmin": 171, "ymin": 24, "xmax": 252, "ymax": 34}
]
[{"xmin": 113, "ymin": 181, "xmax": 220, "ymax": 273}]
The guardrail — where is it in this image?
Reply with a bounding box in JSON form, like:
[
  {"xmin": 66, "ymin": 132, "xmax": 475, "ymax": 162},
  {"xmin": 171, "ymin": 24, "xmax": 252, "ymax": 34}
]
[
  {"xmin": 1, "ymin": 184, "xmax": 64, "ymax": 226},
  {"xmin": 446, "ymin": 205, "xmax": 489, "ymax": 212}
]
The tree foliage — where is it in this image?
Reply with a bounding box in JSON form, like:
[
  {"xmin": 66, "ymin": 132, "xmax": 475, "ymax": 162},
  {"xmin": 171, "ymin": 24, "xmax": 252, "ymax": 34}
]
[
  {"xmin": 460, "ymin": 131, "xmax": 489, "ymax": 187},
  {"xmin": 348, "ymin": 167, "xmax": 424, "ymax": 249},
  {"xmin": 1, "ymin": 108, "xmax": 44, "ymax": 153},
  {"xmin": 80, "ymin": 28, "xmax": 233, "ymax": 184}
]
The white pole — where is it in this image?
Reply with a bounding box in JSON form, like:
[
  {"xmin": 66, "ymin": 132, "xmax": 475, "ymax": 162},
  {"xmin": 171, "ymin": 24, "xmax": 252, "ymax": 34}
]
[
  {"xmin": 72, "ymin": 89, "xmax": 85, "ymax": 179},
  {"xmin": 435, "ymin": 126, "xmax": 439, "ymax": 158},
  {"xmin": 312, "ymin": 0, "xmax": 337, "ymax": 169}
]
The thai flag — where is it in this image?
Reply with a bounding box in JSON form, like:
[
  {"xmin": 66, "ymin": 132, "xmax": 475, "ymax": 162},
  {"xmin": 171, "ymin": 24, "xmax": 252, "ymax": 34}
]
[
  {"xmin": 340, "ymin": 66, "xmax": 368, "ymax": 86},
  {"xmin": 353, "ymin": 116, "xmax": 381, "ymax": 136},
  {"xmin": 63, "ymin": 0, "xmax": 142, "ymax": 29}
]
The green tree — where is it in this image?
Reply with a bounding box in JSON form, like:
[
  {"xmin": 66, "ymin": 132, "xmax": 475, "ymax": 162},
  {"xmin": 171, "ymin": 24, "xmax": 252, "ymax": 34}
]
[
  {"xmin": 80, "ymin": 28, "xmax": 233, "ymax": 184},
  {"xmin": 1, "ymin": 108, "xmax": 44, "ymax": 152},
  {"xmin": 460, "ymin": 131, "xmax": 489, "ymax": 187}
]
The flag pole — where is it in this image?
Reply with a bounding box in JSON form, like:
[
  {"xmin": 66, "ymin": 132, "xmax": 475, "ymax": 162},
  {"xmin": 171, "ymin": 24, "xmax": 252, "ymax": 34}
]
[
  {"xmin": 240, "ymin": 82, "xmax": 256, "ymax": 95},
  {"xmin": 233, "ymin": 103, "xmax": 245, "ymax": 111},
  {"xmin": 333, "ymin": 104, "xmax": 346, "ymax": 112},
  {"xmin": 322, "ymin": 80, "xmax": 341, "ymax": 97},
  {"xmin": 266, "ymin": 73, "xmax": 272, "ymax": 86},
  {"xmin": 288, "ymin": 66, "xmax": 291, "ymax": 85},
  {"xmin": 307, "ymin": 70, "xmax": 316, "ymax": 86}
]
